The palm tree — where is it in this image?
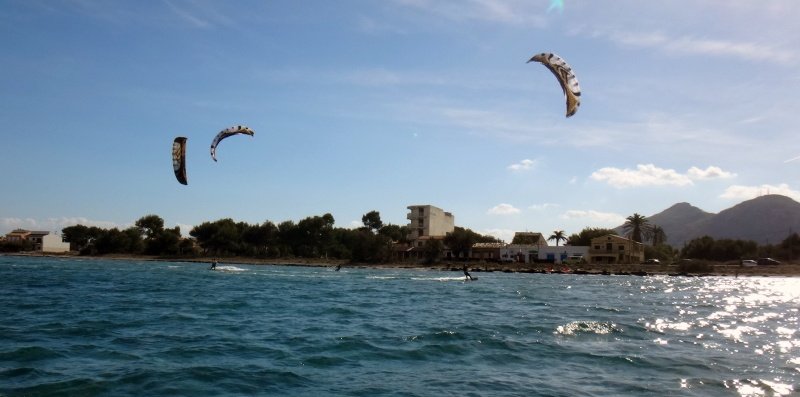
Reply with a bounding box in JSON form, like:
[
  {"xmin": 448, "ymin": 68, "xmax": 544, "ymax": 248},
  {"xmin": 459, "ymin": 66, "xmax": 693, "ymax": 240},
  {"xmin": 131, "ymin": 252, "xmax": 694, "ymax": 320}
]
[
  {"xmin": 548, "ymin": 230, "xmax": 567, "ymax": 246},
  {"xmin": 623, "ymin": 213, "xmax": 651, "ymax": 243},
  {"xmin": 650, "ymin": 225, "xmax": 667, "ymax": 246}
]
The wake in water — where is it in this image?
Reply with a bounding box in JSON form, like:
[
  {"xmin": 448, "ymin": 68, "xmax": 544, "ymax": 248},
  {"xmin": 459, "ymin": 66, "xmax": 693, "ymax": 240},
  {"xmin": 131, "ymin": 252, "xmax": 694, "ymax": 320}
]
[
  {"xmin": 212, "ymin": 265, "xmax": 247, "ymax": 272},
  {"xmin": 411, "ymin": 276, "xmax": 471, "ymax": 282}
]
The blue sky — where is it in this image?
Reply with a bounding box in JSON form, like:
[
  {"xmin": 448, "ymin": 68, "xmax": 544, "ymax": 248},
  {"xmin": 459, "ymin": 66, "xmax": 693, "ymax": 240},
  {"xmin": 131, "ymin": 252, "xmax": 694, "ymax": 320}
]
[{"xmin": 2, "ymin": 0, "xmax": 799, "ymax": 242}]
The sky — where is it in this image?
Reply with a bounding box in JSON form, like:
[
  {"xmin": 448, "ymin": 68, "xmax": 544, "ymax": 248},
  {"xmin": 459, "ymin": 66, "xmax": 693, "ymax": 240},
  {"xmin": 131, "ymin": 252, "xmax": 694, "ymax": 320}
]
[{"xmin": 2, "ymin": 0, "xmax": 800, "ymax": 242}]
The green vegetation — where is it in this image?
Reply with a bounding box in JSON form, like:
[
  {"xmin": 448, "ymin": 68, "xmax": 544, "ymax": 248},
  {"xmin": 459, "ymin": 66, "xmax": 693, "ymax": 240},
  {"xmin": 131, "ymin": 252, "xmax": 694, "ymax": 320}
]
[
  {"xmin": 0, "ymin": 239, "xmax": 33, "ymax": 252},
  {"xmin": 680, "ymin": 233, "xmax": 800, "ymax": 262},
  {"xmin": 50, "ymin": 215, "xmax": 800, "ymax": 265},
  {"xmin": 548, "ymin": 230, "xmax": 567, "ymax": 246},
  {"xmin": 680, "ymin": 236, "xmax": 758, "ymax": 262},
  {"xmin": 59, "ymin": 211, "xmax": 498, "ymax": 264},
  {"xmin": 444, "ymin": 227, "xmax": 501, "ymax": 260},
  {"xmin": 623, "ymin": 213, "xmax": 651, "ymax": 243},
  {"xmin": 675, "ymin": 260, "xmax": 714, "ymax": 274},
  {"xmin": 566, "ymin": 227, "xmax": 616, "ymax": 246}
]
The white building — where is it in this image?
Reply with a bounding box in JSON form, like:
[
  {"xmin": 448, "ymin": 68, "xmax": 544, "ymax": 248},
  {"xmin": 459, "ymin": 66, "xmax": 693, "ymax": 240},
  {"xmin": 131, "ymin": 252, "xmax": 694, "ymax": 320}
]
[
  {"xmin": 538, "ymin": 245, "xmax": 590, "ymax": 264},
  {"xmin": 3, "ymin": 229, "xmax": 71, "ymax": 252},
  {"xmin": 406, "ymin": 205, "xmax": 455, "ymax": 247},
  {"xmin": 42, "ymin": 234, "xmax": 71, "ymax": 253}
]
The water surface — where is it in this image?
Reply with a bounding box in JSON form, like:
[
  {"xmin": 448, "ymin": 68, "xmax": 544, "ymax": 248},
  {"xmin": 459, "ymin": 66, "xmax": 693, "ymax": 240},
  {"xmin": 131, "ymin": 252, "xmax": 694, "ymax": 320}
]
[{"xmin": 1, "ymin": 256, "xmax": 798, "ymax": 396}]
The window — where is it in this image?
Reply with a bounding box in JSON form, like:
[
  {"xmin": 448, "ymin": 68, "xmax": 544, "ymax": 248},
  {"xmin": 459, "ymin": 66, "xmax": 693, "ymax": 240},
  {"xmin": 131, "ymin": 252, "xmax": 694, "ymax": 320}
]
[{"xmin": 619, "ymin": 245, "xmax": 625, "ymax": 251}]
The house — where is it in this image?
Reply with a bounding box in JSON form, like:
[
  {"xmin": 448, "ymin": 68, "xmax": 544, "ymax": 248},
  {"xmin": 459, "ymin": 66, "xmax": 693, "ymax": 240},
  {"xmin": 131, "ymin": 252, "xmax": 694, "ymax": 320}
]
[
  {"xmin": 537, "ymin": 245, "xmax": 590, "ymax": 264},
  {"xmin": 26, "ymin": 231, "xmax": 50, "ymax": 251},
  {"xmin": 406, "ymin": 205, "xmax": 455, "ymax": 248},
  {"xmin": 502, "ymin": 244, "xmax": 540, "ymax": 263},
  {"xmin": 588, "ymin": 234, "xmax": 644, "ymax": 264},
  {"xmin": 5, "ymin": 229, "xmax": 31, "ymax": 243},
  {"xmin": 3, "ymin": 229, "xmax": 71, "ymax": 252},
  {"xmin": 470, "ymin": 242, "xmax": 505, "ymax": 261},
  {"xmin": 41, "ymin": 234, "xmax": 71, "ymax": 253}
]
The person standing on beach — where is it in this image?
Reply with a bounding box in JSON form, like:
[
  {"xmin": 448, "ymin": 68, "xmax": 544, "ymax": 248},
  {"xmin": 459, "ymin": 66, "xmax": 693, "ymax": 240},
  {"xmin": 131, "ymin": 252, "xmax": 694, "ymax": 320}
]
[{"xmin": 463, "ymin": 264, "xmax": 474, "ymax": 281}]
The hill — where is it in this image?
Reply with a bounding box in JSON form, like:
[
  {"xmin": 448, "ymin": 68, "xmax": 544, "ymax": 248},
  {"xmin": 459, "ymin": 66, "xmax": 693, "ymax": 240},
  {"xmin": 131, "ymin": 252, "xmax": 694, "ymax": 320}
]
[
  {"xmin": 620, "ymin": 195, "xmax": 800, "ymax": 247},
  {"xmin": 647, "ymin": 202, "xmax": 714, "ymax": 247}
]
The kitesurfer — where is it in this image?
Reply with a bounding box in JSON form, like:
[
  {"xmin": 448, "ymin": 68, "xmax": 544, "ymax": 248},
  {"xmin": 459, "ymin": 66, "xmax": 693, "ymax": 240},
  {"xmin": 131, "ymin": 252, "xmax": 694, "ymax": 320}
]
[
  {"xmin": 210, "ymin": 258, "xmax": 218, "ymax": 270},
  {"xmin": 335, "ymin": 264, "xmax": 341, "ymax": 271},
  {"xmin": 463, "ymin": 264, "xmax": 474, "ymax": 281}
]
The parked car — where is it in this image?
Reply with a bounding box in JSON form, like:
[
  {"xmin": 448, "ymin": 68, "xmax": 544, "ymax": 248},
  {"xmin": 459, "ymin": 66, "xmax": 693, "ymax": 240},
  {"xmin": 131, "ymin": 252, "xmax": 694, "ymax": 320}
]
[
  {"xmin": 565, "ymin": 255, "xmax": 586, "ymax": 265},
  {"xmin": 757, "ymin": 258, "xmax": 781, "ymax": 266},
  {"xmin": 741, "ymin": 259, "xmax": 757, "ymax": 267},
  {"xmin": 642, "ymin": 259, "xmax": 660, "ymax": 264}
]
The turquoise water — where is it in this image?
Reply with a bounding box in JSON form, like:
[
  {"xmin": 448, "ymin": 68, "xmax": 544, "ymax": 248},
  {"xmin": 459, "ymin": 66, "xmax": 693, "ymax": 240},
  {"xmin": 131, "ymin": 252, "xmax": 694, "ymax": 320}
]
[{"xmin": 1, "ymin": 256, "xmax": 798, "ymax": 396}]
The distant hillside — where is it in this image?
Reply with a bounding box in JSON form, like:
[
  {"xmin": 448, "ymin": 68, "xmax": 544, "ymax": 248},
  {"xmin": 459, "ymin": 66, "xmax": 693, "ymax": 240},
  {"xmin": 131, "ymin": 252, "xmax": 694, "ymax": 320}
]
[
  {"xmin": 648, "ymin": 202, "xmax": 714, "ymax": 247},
  {"xmin": 690, "ymin": 195, "xmax": 800, "ymax": 245},
  {"xmin": 617, "ymin": 195, "xmax": 800, "ymax": 247}
]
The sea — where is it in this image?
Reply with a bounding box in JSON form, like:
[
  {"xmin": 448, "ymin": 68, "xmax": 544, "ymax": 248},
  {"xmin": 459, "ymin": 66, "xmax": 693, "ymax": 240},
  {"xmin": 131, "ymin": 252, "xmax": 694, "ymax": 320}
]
[{"xmin": 1, "ymin": 256, "xmax": 798, "ymax": 397}]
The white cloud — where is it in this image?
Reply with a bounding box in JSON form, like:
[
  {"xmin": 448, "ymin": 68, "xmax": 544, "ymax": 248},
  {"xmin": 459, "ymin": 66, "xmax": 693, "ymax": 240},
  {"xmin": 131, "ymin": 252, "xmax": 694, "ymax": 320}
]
[
  {"xmin": 591, "ymin": 164, "xmax": 693, "ymax": 188},
  {"xmin": 784, "ymin": 154, "xmax": 800, "ymax": 163},
  {"xmin": 480, "ymin": 228, "xmax": 515, "ymax": 243},
  {"xmin": 591, "ymin": 164, "xmax": 736, "ymax": 188},
  {"xmin": 590, "ymin": 28, "xmax": 797, "ymax": 65},
  {"xmin": 560, "ymin": 210, "xmax": 626, "ymax": 226},
  {"xmin": 720, "ymin": 184, "xmax": 800, "ymax": 201},
  {"xmin": 1, "ymin": 217, "xmax": 127, "ymax": 235},
  {"xmin": 163, "ymin": 0, "xmax": 236, "ymax": 29},
  {"xmin": 687, "ymin": 166, "xmax": 736, "ymax": 180},
  {"xmin": 507, "ymin": 159, "xmax": 537, "ymax": 172},
  {"xmin": 529, "ymin": 203, "xmax": 559, "ymax": 211},
  {"xmin": 487, "ymin": 203, "xmax": 521, "ymax": 215},
  {"xmin": 165, "ymin": 0, "xmax": 211, "ymax": 28},
  {"xmin": 175, "ymin": 223, "xmax": 194, "ymax": 237}
]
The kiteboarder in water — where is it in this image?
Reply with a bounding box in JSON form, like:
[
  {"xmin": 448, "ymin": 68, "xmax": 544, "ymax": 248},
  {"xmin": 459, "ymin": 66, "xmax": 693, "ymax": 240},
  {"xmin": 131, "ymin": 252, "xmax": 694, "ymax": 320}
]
[
  {"xmin": 210, "ymin": 258, "xmax": 218, "ymax": 270},
  {"xmin": 463, "ymin": 264, "xmax": 474, "ymax": 281}
]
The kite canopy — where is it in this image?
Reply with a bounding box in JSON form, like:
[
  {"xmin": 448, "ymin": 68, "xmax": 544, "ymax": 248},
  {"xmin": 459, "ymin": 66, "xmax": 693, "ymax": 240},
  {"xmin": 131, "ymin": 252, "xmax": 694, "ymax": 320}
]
[
  {"xmin": 527, "ymin": 52, "xmax": 581, "ymax": 117},
  {"xmin": 172, "ymin": 137, "xmax": 188, "ymax": 185},
  {"xmin": 210, "ymin": 125, "xmax": 255, "ymax": 162}
]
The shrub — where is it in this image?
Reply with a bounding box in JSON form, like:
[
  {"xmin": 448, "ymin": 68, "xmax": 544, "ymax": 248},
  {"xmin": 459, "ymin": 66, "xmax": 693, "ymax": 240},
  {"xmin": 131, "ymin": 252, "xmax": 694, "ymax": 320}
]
[{"xmin": 676, "ymin": 260, "xmax": 714, "ymax": 274}]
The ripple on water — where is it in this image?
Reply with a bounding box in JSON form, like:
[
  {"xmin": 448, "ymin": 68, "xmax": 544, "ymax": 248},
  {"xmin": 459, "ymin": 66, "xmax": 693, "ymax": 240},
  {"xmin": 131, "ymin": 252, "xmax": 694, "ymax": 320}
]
[
  {"xmin": 3, "ymin": 258, "xmax": 800, "ymax": 396},
  {"xmin": 0, "ymin": 346, "xmax": 66, "ymax": 362},
  {"xmin": 555, "ymin": 320, "xmax": 622, "ymax": 336}
]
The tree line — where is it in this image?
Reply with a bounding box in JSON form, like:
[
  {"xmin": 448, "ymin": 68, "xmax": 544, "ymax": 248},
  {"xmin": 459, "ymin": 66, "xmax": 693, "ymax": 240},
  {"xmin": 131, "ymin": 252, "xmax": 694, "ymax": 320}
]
[
  {"xmin": 5, "ymin": 210, "xmax": 797, "ymax": 264},
  {"xmin": 53, "ymin": 211, "xmax": 500, "ymax": 263}
]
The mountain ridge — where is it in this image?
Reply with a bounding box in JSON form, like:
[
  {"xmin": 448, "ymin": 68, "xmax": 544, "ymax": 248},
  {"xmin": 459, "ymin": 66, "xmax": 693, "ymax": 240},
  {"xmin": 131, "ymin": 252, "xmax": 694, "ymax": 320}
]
[{"xmin": 617, "ymin": 195, "xmax": 800, "ymax": 247}]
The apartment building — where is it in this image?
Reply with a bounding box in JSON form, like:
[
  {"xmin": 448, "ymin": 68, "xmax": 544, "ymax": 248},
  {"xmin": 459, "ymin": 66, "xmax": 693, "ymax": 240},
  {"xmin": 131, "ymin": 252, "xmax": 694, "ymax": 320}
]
[{"xmin": 406, "ymin": 205, "xmax": 455, "ymax": 247}]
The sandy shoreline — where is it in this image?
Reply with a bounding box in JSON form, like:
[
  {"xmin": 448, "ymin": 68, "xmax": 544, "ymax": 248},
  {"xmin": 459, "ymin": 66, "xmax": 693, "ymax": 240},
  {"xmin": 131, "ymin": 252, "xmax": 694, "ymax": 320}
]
[{"xmin": 4, "ymin": 252, "xmax": 800, "ymax": 277}]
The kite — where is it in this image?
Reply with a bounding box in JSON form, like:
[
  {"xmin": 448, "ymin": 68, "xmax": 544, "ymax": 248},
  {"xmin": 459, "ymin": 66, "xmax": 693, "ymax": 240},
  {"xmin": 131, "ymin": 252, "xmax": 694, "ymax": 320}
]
[
  {"xmin": 172, "ymin": 137, "xmax": 188, "ymax": 185},
  {"xmin": 527, "ymin": 52, "xmax": 581, "ymax": 117},
  {"xmin": 210, "ymin": 125, "xmax": 255, "ymax": 162}
]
